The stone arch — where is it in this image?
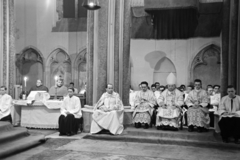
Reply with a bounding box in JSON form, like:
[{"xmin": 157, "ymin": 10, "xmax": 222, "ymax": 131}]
[
  {"xmin": 190, "ymin": 44, "xmax": 220, "ymax": 89},
  {"xmin": 46, "ymin": 48, "xmax": 72, "ymax": 88},
  {"xmin": 15, "ymin": 46, "xmax": 44, "ymax": 91},
  {"xmin": 153, "ymin": 57, "xmax": 176, "ymax": 85},
  {"xmin": 73, "ymin": 48, "xmax": 87, "ymax": 93}
]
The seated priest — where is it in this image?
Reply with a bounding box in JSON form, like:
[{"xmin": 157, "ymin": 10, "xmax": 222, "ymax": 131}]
[
  {"xmin": 156, "ymin": 73, "xmax": 184, "ymax": 131},
  {"xmin": 0, "ymin": 86, "xmax": 13, "ymax": 123},
  {"xmin": 58, "ymin": 88, "xmax": 82, "ymax": 136},
  {"xmin": 29, "ymin": 79, "xmax": 49, "ymax": 93},
  {"xmin": 90, "ymin": 84, "xmax": 124, "ymax": 135},
  {"xmin": 218, "ymin": 85, "xmax": 240, "ymax": 144},
  {"xmin": 186, "ymin": 79, "xmax": 209, "ymax": 133},
  {"xmin": 133, "ymin": 81, "xmax": 156, "ymax": 129},
  {"xmin": 69, "ymin": 82, "xmax": 78, "ymax": 94},
  {"xmin": 49, "ymin": 77, "xmax": 68, "ymax": 97}
]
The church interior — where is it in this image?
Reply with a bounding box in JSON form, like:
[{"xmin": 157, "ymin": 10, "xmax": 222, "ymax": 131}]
[{"xmin": 1, "ymin": 0, "xmax": 240, "ymax": 159}]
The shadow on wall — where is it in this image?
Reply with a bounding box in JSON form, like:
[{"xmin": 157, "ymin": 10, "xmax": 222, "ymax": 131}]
[
  {"xmin": 153, "ymin": 57, "xmax": 176, "ymax": 85},
  {"xmin": 144, "ymin": 51, "xmax": 166, "ymax": 69}
]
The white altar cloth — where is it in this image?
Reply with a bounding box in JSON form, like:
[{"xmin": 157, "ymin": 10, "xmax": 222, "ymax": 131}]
[{"xmin": 13, "ymin": 100, "xmax": 63, "ymax": 129}]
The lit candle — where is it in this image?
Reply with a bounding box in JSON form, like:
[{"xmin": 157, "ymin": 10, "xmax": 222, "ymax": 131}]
[
  {"xmin": 54, "ymin": 76, "xmax": 58, "ymax": 85},
  {"xmin": 24, "ymin": 77, "xmax": 27, "ymax": 88}
]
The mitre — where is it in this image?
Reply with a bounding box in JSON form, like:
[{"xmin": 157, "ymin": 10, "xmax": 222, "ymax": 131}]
[{"xmin": 166, "ymin": 72, "xmax": 176, "ymax": 85}]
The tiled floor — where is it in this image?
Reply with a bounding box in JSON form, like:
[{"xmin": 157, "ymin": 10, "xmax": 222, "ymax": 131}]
[{"xmin": 3, "ymin": 131, "xmax": 240, "ymax": 160}]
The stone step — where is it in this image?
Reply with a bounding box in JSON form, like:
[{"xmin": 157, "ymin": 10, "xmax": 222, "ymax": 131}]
[
  {"xmin": 125, "ymin": 127, "xmax": 218, "ymax": 142},
  {"xmin": 0, "ymin": 135, "xmax": 45, "ymax": 158},
  {"xmin": 83, "ymin": 133, "xmax": 240, "ymax": 150},
  {"xmin": 83, "ymin": 127, "xmax": 240, "ymax": 150},
  {"xmin": 0, "ymin": 127, "xmax": 29, "ymax": 144},
  {"xmin": 0, "ymin": 122, "xmax": 14, "ymax": 133}
]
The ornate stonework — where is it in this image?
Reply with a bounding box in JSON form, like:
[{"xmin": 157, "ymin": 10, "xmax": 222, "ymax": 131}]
[
  {"xmin": 190, "ymin": 44, "xmax": 220, "ymax": 82},
  {"xmin": 46, "ymin": 48, "xmax": 72, "ymax": 87}
]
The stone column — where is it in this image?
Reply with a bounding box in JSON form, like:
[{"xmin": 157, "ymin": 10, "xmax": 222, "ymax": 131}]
[
  {"xmin": 86, "ymin": 0, "xmax": 131, "ymax": 105},
  {"xmin": 228, "ymin": 0, "xmax": 238, "ymax": 88},
  {"xmin": 221, "ymin": 0, "xmax": 230, "ymax": 97},
  {"xmin": 1, "ymin": 0, "xmax": 15, "ymax": 97},
  {"xmin": 86, "ymin": 10, "xmax": 94, "ymax": 105},
  {"xmin": 122, "ymin": 0, "xmax": 131, "ymax": 105},
  {"xmin": 237, "ymin": 1, "xmax": 240, "ymax": 93},
  {"xmin": 0, "ymin": 1, "xmax": 3, "ymax": 85}
]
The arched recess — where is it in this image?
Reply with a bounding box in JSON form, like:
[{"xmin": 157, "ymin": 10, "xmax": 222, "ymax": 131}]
[
  {"xmin": 153, "ymin": 57, "xmax": 176, "ymax": 85},
  {"xmin": 15, "ymin": 47, "xmax": 44, "ymax": 91},
  {"xmin": 46, "ymin": 48, "xmax": 71, "ymax": 88},
  {"xmin": 73, "ymin": 48, "xmax": 87, "ymax": 93},
  {"xmin": 191, "ymin": 44, "xmax": 220, "ymax": 89}
]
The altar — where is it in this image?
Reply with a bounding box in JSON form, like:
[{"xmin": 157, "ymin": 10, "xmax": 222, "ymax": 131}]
[
  {"xmin": 13, "ymin": 97, "xmax": 86, "ymax": 129},
  {"xmin": 13, "ymin": 100, "xmax": 62, "ymax": 129}
]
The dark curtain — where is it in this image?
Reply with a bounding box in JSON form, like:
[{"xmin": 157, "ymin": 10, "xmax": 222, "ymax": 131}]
[
  {"xmin": 152, "ymin": 9, "xmax": 199, "ymax": 39},
  {"xmin": 63, "ymin": 0, "xmax": 75, "ymax": 18},
  {"xmin": 78, "ymin": 0, "xmax": 87, "ymax": 18}
]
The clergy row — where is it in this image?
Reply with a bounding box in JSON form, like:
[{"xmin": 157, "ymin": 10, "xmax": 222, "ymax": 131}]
[
  {"xmin": 22, "ymin": 78, "xmax": 86, "ymax": 97},
  {"xmin": 1, "ymin": 73, "xmax": 240, "ymax": 143},
  {"xmin": 90, "ymin": 73, "xmax": 240, "ymax": 144}
]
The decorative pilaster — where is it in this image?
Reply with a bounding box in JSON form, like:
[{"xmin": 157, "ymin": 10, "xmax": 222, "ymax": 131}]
[
  {"xmin": 86, "ymin": 10, "xmax": 94, "ymax": 105},
  {"xmin": 8, "ymin": 0, "xmax": 15, "ymax": 97},
  {"xmin": 2, "ymin": 0, "xmax": 8, "ymax": 87},
  {"xmin": 122, "ymin": 0, "xmax": 131, "ymax": 105},
  {"xmin": 228, "ymin": 0, "xmax": 238, "ymax": 88},
  {"xmin": 221, "ymin": 0, "xmax": 230, "ymax": 97},
  {"xmin": 1, "ymin": 0, "xmax": 16, "ymax": 97}
]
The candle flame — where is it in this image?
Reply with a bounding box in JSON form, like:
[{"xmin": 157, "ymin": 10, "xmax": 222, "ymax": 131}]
[{"xmin": 24, "ymin": 77, "xmax": 27, "ymax": 81}]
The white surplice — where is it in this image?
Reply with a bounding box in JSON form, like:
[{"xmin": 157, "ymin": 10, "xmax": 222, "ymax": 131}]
[
  {"xmin": 218, "ymin": 95, "xmax": 240, "ymax": 119},
  {"xmin": 0, "ymin": 94, "xmax": 13, "ymax": 120},
  {"xmin": 91, "ymin": 92, "xmax": 124, "ymax": 135},
  {"xmin": 61, "ymin": 95, "xmax": 82, "ymax": 118}
]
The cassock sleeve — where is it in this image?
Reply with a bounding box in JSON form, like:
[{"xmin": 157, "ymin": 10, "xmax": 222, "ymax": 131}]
[
  {"xmin": 218, "ymin": 97, "xmax": 227, "ymax": 115},
  {"xmin": 0, "ymin": 96, "xmax": 12, "ymax": 113}
]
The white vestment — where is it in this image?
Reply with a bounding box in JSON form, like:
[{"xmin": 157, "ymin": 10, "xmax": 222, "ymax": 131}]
[
  {"xmin": 0, "ymin": 94, "xmax": 12, "ymax": 120},
  {"xmin": 218, "ymin": 95, "xmax": 240, "ymax": 119},
  {"xmin": 61, "ymin": 95, "xmax": 82, "ymax": 118},
  {"xmin": 156, "ymin": 89, "xmax": 183, "ymax": 128},
  {"xmin": 91, "ymin": 92, "xmax": 124, "ymax": 135}
]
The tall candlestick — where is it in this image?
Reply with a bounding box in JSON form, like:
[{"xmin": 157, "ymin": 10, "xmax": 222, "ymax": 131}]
[
  {"xmin": 23, "ymin": 76, "xmax": 27, "ymax": 92},
  {"xmin": 54, "ymin": 76, "xmax": 58, "ymax": 99},
  {"xmin": 54, "ymin": 76, "xmax": 58, "ymax": 85}
]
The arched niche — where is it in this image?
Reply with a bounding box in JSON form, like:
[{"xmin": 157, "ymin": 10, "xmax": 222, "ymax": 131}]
[
  {"xmin": 191, "ymin": 44, "xmax": 220, "ymax": 89},
  {"xmin": 73, "ymin": 48, "xmax": 87, "ymax": 93},
  {"xmin": 153, "ymin": 57, "xmax": 176, "ymax": 85},
  {"xmin": 46, "ymin": 48, "xmax": 71, "ymax": 88},
  {"xmin": 15, "ymin": 47, "xmax": 44, "ymax": 91}
]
